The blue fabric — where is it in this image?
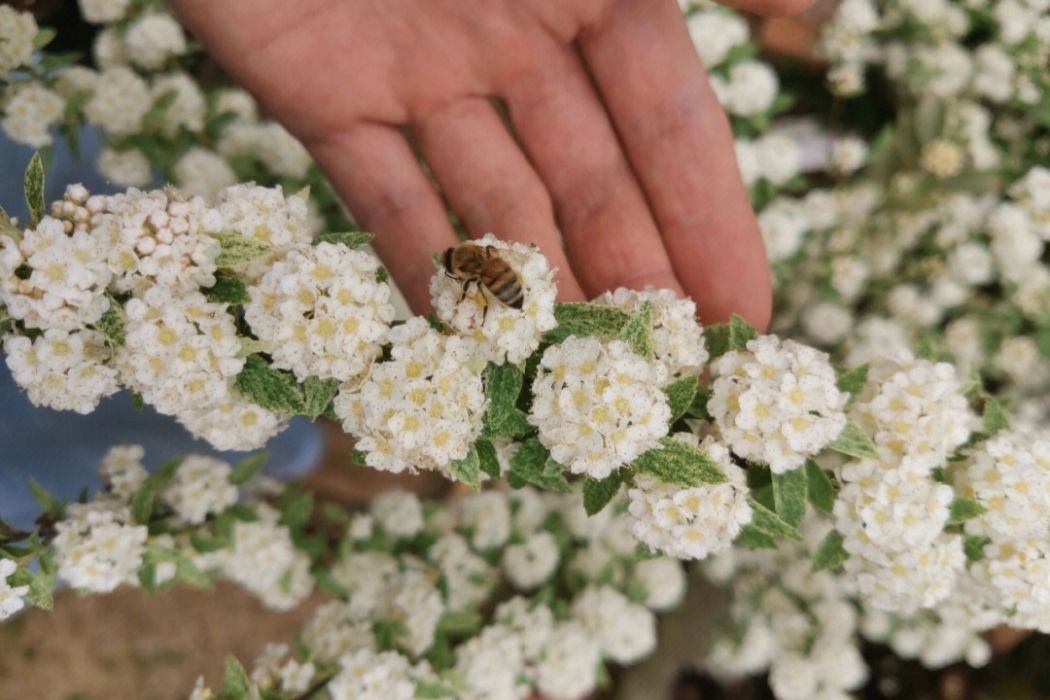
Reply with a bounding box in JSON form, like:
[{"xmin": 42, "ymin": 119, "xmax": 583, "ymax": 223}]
[{"xmin": 0, "ymin": 129, "xmax": 324, "ymax": 531}]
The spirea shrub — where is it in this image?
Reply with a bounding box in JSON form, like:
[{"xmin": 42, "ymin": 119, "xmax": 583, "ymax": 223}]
[{"xmin": 4, "ymin": 0, "xmax": 1050, "ymax": 698}]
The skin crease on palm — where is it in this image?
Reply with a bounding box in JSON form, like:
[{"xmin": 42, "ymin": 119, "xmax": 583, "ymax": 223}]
[{"xmin": 170, "ymin": 0, "xmax": 814, "ymax": 331}]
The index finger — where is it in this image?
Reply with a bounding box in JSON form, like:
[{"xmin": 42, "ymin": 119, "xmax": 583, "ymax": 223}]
[{"xmin": 579, "ymin": 0, "xmax": 772, "ymax": 329}]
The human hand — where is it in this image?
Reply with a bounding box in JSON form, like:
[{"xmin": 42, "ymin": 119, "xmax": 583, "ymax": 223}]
[{"xmin": 170, "ymin": 0, "xmax": 813, "ymax": 329}]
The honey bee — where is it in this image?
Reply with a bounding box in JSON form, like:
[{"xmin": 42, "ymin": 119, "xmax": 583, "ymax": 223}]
[{"xmin": 442, "ymin": 242, "xmax": 524, "ymax": 317}]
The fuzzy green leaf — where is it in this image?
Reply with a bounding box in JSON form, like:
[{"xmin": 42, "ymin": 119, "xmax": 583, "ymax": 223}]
[
  {"xmin": 583, "ymin": 471, "xmax": 624, "ymax": 516},
  {"xmin": 804, "ymin": 459, "xmax": 836, "ymax": 515},
  {"xmin": 835, "ymin": 364, "xmax": 869, "ymax": 406},
  {"xmin": 475, "ymin": 438, "xmax": 501, "ymax": 479},
  {"xmin": 735, "ymin": 526, "xmax": 777, "ymax": 549},
  {"xmin": 211, "ymin": 231, "xmax": 272, "ymax": 268},
  {"xmin": 229, "ymin": 452, "xmax": 268, "ymax": 485},
  {"xmin": 828, "ymin": 418, "xmax": 879, "ymax": 460},
  {"xmin": 280, "ymin": 491, "xmax": 314, "ymax": 531},
  {"xmin": 130, "ymin": 458, "xmax": 182, "ymax": 524},
  {"xmin": 704, "ymin": 314, "xmax": 757, "ymax": 359},
  {"xmin": 663, "ymin": 375, "xmax": 699, "ymax": 425},
  {"xmin": 618, "ymin": 300, "xmax": 654, "ymax": 359},
  {"xmin": 746, "ymin": 498, "xmax": 803, "ymax": 542},
  {"xmin": 8, "ymin": 561, "xmax": 55, "ymax": 610},
  {"xmin": 811, "ymin": 530, "xmax": 849, "ymax": 572},
  {"xmin": 202, "ymin": 269, "xmax": 250, "ymax": 305},
  {"xmin": 481, "ymin": 362, "xmax": 531, "ymax": 438},
  {"xmin": 438, "ymin": 610, "xmax": 483, "ymax": 637},
  {"xmin": 23, "ymin": 153, "xmax": 45, "ymax": 227},
  {"xmin": 312, "ymin": 231, "xmax": 374, "ymax": 248},
  {"xmin": 0, "ymin": 206, "xmax": 20, "ymax": 242},
  {"xmin": 772, "ymin": 466, "xmax": 807, "ymax": 528},
  {"xmin": 543, "ymin": 303, "xmax": 630, "ymax": 343},
  {"xmin": 448, "ymin": 445, "xmax": 481, "ymax": 490},
  {"xmin": 632, "ymin": 438, "xmax": 727, "ymax": 487},
  {"xmin": 947, "ymin": 497, "xmax": 987, "ymax": 526},
  {"xmin": 302, "ymin": 376, "xmax": 339, "ymax": 420},
  {"xmin": 235, "ymin": 354, "xmax": 306, "ymax": 415},
  {"xmin": 33, "ymin": 27, "xmax": 57, "ymax": 50},
  {"xmin": 414, "ymin": 679, "xmax": 456, "ymax": 699},
  {"xmin": 964, "ymin": 535, "xmax": 991, "ymax": 562},
  {"xmin": 27, "ymin": 478, "xmax": 64, "ymax": 521},
  {"xmin": 982, "ymin": 395, "xmax": 1009, "ymax": 435},
  {"xmin": 95, "ymin": 294, "xmax": 126, "ymax": 347},
  {"xmin": 373, "ymin": 619, "xmax": 408, "ymax": 652},
  {"xmin": 224, "ymin": 656, "xmax": 251, "ymax": 699},
  {"xmin": 507, "ymin": 438, "xmax": 572, "ymax": 493}
]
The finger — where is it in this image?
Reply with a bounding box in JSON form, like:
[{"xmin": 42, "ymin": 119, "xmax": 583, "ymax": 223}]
[
  {"xmin": 501, "ymin": 43, "xmax": 684, "ymax": 300},
  {"xmin": 305, "ymin": 122, "xmax": 459, "ymax": 313},
  {"xmin": 580, "ymin": 0, "xmax": 772, "ymax": 328},
  {"xmin": 414, "ymin": 96, "xmax": 587, "ymax": 301},
  {"xmin": 713, "ymin": 0, "xmax": 816, "ymax": 17}
]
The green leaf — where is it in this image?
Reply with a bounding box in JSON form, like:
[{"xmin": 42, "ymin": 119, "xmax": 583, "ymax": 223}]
[
  {"xmin": 312, "ymin": 231, "xmax": 374, "ymax": 248},
  {"xmin": 685, "ymin": 385, "xmax": 712, "ymax": 421},
  {"xmin": 229, "ymin": 452, "xmax": 268, "ymax": 485},
  {"xmin": 202, "ymin": 269, "xmax": 250, "ymax": 304},
  {"xmin": 142, "ymin": 89, "xmax": 178, "ymax": 131},
  {"xmin": 280, "ymin": 491, "xmax": 314, "ymax": 531},
  {"xmin": 735, "ymin": 526, "xmax": 777, "ymax": 549},
  {"xmin": 804, "ymin": 459, "xmax": 836, "ymax": 515},
  {"xmin": 632, "ymin": 438, "xmax": 727, "ymax": 487},
  {"xmin": 543, "ymin": 303, "xmax": 630, "ymax": 343},
  {"xmin": 23, "ymin": 153, "xmax": 45, "ymax": 228},
  {"xmin": 618, "ymin": 300, "xmax": 654, "ymax": 359},
  {"xmin": 507, "ymin": 438, "xmax": 572, "ymax": 493},
  {"xmin": 947, "ymin": 497, "xmax": 987, "ymax": 526},
  {"xmin": 302, "ymin": 376, "xmax": 339, "ymax": 420},
  {"xmin": 828, "ymin": 418, "xmax": 879, "ymax": 460},
  {"xmin": 224, "ymin": 656, "xmax": 251, "ymax": 699},
  {"xmin": 835, "ymin": 364, "xmax": 869, "ymax": 406},
  {"xmin": 9, "ymin": 561, "xmax": 55, "ymax": 611},
  {"xmin": 210, "ymin": 231, "xmax": 273, "ymax": 268},
  {"xmin": 33, "ymin": 27, "xmax": 57, "ymax": 50},
  {"xmin": 811, "ymin": 530, "xmax": 849, "ymax": 572},
  {"xmin": 313, "ymin": 565, "xmax": 350, "ymax": 600},
  {"xmin": 190, "ymin": 533, "xmax": 227, "ymax": 553},
  {"xmin": 27, "ymin": 478, "xmax": 64, "ymax": 520},
  {"xmin": 426, "ymin": 312, "xmax": 450, "ymax": 333},
  {"xmin": 475, "ymin": 438, "xmax": 501, "ymax": 479},
  {"xmin": 95, "ymin": 294, "xmax": 125, "ymax": 347},
  {"xmin": 663, "ymin": 375, "xmax": 699, "ymax": 425},
  {"xmin": 235, "ymin": 354, "xmax": 305, "ymax": 415},
  {"xmin": 414, "ymin": 679, "xmax": 456, "ymax": 698},
  {"xmin": 745, "ymin": 498, "xmax": 802, "ymax": 541},
  {"xmin": 130, "ymin": 458, "xmax": 182, "ymax": 524},
  {"xmin": 373, "ymin": 619, "xmax": 408, "ymax": 652},
  {"xmin": 437, "ymin": 610, "xmax": 483, "ymax": 637},
  {"xmin": 772, "ymin": 466, "xmax": 807, "ymax": 528},
  {"xmin": 982, "ymin": 395, "xmax": 1009, "ymax": 435},
  {"xmin": 583, "ymin": 471, "xmax": 624, "ymax": 516},
  {"xmin": 703, "ymin": 314, "xmax": 757, "ymax": 359},
  {"xmin": 448, "ymin": 445, "xmax": 481, "ymax": 490},
  {"xmin": 376, "ymin": 265, "xmax": 389, "ymax": 284},
  {"xmin": 964, "ymin": 535, "xmax": 991, "ymax": 562},
  {"xmin": 481, "ymin": 362, "xmax": 531, "ymax": 438},
  {"xmin": 0, "ymin": 206, "xmax": 20, "ymax": 242}
]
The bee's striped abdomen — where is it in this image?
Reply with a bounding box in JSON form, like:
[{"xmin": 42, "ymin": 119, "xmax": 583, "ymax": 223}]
[{"xmin": 487, "ymin": 265, "xmax": 524, "ymax": 309}]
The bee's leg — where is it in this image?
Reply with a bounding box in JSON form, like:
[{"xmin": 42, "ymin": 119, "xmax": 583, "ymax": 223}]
[{"xmin": 458, "ymin": 279, "xmax": 471, "ymax": 304}]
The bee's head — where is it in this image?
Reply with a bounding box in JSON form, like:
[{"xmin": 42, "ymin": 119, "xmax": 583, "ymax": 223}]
[{"xmin": 442, "ymin": 246, "xmax": 455, "ymax": 271}]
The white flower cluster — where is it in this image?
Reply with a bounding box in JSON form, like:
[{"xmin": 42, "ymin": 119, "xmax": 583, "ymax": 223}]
[
  {"xmin": 333, "ymin": 317, "xmax": 486, "ymax": 474},
  {"xmin": 593, "ymin": 287, "xmax": 708, "ymax": 377},
  {"xmin": 286, "ymin": 486, "xmax": 675, "ymax": 700},
  {"xmin": 52, "ymin": 501, "xmax": 148, "ymax": 593},
  {"xmin": 161, "ymin": 455, "xmax": 238, "ymax": 525},
  {"xmin": 1, "ymin": 83, "xmax": 65, "ymax": 148},
  {"xmin": 0, "ymin": 183, "xmax": 375, "ymax": 449},
  {"xmin": 0, "ymin": 559, "xmax": 29, "ymax": 621},
  {"xmin": 703, "ymin": 522, "xmax": 869, "ymax": 700},
  {"xmin": 327, "ymin": 649, "xmax": 421, "ymax": 700},
  {"xmin": 835, "ymin": 353, "xmax": 971, "ymax": 614},
  {"xmin": 246, "ymin": 242, "xmax": 394, "ymax": 382},
  {"xmin": 220, "ymin": 505, "xmax": 314, "ymax": 612},
  {"xmin": 0, "ymin": 6, "xmax": 36, "ymax": 78},
  {"xmin": 429, "ymin": 234, "xmax": 557, "ymax": 365},
  {"xmin": 627, "ymin": 435, "xmax": 752, "ymax": 560},
  {"xmin": 709, "ymin": 335, "xmax": 848, "ymax": 474},
  {"xmin": 530, "ymin": 336, "xmax": 671, "ymax": 479}
]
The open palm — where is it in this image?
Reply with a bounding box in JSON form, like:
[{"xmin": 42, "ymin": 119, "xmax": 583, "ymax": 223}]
[{"xmin": 172, "ymin": 0, "xmax": 810, "ymax": 328}]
